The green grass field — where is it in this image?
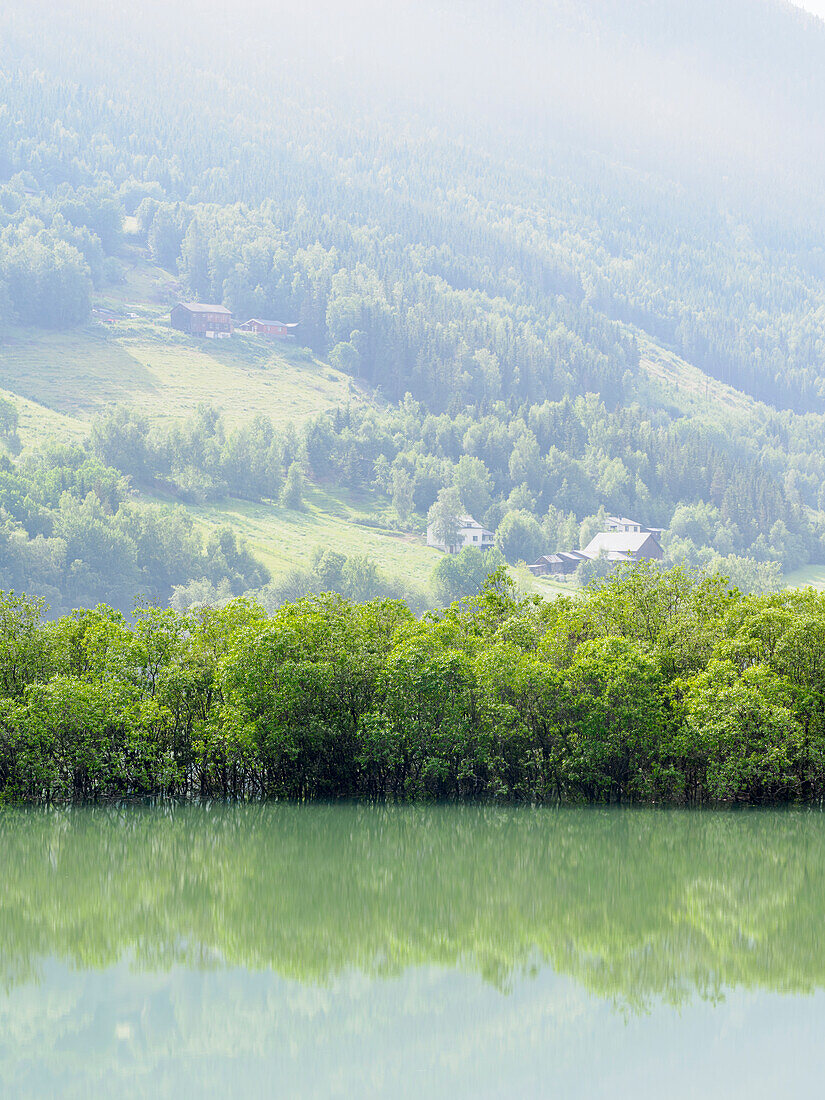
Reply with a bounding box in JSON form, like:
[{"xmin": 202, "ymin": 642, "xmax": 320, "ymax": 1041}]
[
  {"xmin": 0, "ymin": 384, "xmax": 85, "ymax": 442},
  {"xmin": 519, "ymin": 569, "xmax": 577, "ymax": 600},
  {"xmin": 636, "ymin": 337, "xmax": 762, "ymax": 422},
  {"xmin": 172, "ymin": 485, "xmax": 444, "ymax": 589},
  {"xmin": 0, "ymin": 322, "xmax": 360, "ymax": 433},
  {"xmin": 166, "ymin": 489, "xmax": 574, "ymax": 599},
  {"xmin": 783, "ymin": 565, "xmax": 825, "ymax": 591},
  {"xmin": 142, "ymin": 479, "xmax": 575, "ymax": 599},
  {"xmin": 0, "ymin": 254, "xmax": 362, "ymax": 442}
]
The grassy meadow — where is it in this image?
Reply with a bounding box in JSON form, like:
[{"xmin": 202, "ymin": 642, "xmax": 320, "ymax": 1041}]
[
  {"xmin": 156, "ymin": 485, "xmax": 444, "ymax": 588},
  {"xmin": 0, "ymin": 323, "xmax": 360, "ymax": 431},
  {"xmin": 784, "ymin": 564, "xmax": 825, "ymax": 591},
  {"xmin": 636, "ymin": 338, "xmax": 762, "ymax": 422},
  {"xmin": 0, "ymin": 250, "xmax": 361, "ymax": 434},
  {"xmin": 0, "ymin": 255, "xmax": 447, "ymax": 590}
]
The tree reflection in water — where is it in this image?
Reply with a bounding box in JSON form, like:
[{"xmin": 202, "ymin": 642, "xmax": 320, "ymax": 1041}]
[{"xmin": 1, "ymin": 803, "xmax": 823, "ymax": 1008}]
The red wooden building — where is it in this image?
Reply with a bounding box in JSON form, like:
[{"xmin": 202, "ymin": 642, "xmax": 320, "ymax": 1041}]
[
  {"xmin": 171, "ymin": 303, "xmax": 233, "ymax": 337},
  {"xmin": 236, "ymin": 318, "xmax": 298, "ymax": 337}
]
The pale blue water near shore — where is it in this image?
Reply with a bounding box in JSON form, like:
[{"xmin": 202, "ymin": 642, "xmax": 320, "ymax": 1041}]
[{"xmin": 1, "ymin": 804, "xmax": 823, "ymax": 1098}]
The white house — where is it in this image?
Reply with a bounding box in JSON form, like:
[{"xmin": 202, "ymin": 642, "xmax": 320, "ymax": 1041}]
[
  {"xmin": 427, "ymin": 514, "xmax": 495, "ymax": 555},
  {"xmin": 607, "ymin": 516, "xmax": 664, "ymax": 537},
  {"xmin": 582, "ymin": 530, "xmax": 663, "ymax": 562}
]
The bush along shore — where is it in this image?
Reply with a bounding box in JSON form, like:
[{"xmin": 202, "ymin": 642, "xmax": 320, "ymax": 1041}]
[{"xmin": 1, "ymin": 565, "xmax": 825, "ymax": 805}]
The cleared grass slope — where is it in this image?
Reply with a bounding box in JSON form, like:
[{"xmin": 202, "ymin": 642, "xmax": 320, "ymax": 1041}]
[
  {"xmin": 636, "ymin": 336, "xmax": 762, "ymax": 422},
  {"xmin": 0, "ymin": 256, "xmax": 448, "ymax": 591},
  {"xmin": 784, "ymin": 565, "xmax": 825, "ymax": 591},
  {"xmin": 0, "ymin": 324, "xmax": 358, "ymax": 428},
  {"xmin": 0, "ymin": 251, "xmax": 361, "ymax": 436},
  {"xmin": 180, "ymin": 486, "xmax": 442, "ymax": 588}
]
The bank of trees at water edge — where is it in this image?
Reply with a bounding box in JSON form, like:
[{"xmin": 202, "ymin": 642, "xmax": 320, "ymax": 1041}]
[{"xmin": 3, "ymin": 564, "xmax": 825, "ymax": 804}]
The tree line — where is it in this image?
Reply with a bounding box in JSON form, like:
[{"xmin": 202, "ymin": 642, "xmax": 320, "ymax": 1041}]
[
  {"xmin": 2, "ymin": 564, "xmax": 825, "ymax": 805},
  {"xmin": 0, "ymin": 182, "xmax": 125, "ymax": 330}
]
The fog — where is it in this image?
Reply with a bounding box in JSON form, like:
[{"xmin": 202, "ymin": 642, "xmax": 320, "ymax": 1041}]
[
  {"xmin": 10, "ymin": 0, "xmax": 825, "ymax": 204},
  {"xmin": 793, "ymin": 0, "xmax": 825, "ymax": 17}
]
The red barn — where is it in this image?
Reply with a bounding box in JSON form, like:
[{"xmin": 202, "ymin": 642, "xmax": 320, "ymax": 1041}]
[
  {"xmin": 171, "ymin": 303, "xmax": 233, "ymax": 337},
  {"xmin": 236, "ymin": 318, "xmax": 298, "ymax": 337}
]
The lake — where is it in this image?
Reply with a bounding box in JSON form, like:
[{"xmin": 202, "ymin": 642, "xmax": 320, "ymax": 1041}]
[{"xmin": 1, "ymin": 803, "xmax": 824, "ymax": 1098}]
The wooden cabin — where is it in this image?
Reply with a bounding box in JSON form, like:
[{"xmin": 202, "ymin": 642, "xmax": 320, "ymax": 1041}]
[
  {"xmin": 236, "ymin": 318, "xmax": 298, "ymax": 337},
  {"xmin": 171, "ymin": 303, "xmax": 233, "ymax": 337},
  {"xmin": 529, "ymin": 551, "xmax": 589, "ymax": 576}
]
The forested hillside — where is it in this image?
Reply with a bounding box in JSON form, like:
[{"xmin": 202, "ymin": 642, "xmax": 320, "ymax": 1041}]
[{"xmin": 2, "ymin": 0, "xmax": 825, "ymax": 611}]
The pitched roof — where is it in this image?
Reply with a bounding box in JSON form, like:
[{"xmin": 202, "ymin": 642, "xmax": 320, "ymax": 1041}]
[
  {"xmin": 532, "ymin": 550, "xmax": 588, "ymax": 566},
  {"xmin": 446, "ymin": 516, "xmax": 493, "ymax": 536},
  {"xmin": 427, "ymin": 516, "xmax": 494, "ymax": 540},
  {"xmin": 243, "ymin": 318, "xmax": 287, "ymax": 327},
  {"xmin": 608, "ymin": 515, "xmax": 643, "ymax": 527},
  {"xmin": 177, "ymin": 302, "xmax": 232, "ymax": 314},
  {"xmin": 583, "ymin": 531, "xmax": 660, "ymax": 558}
]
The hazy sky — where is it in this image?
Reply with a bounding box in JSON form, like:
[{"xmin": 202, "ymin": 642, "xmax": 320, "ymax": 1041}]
[{"xmin": 793, "ymin": 0, "xmax": 825, "ymax": 18}]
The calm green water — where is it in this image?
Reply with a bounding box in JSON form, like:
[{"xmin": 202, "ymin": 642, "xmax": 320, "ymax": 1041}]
[{"xmin": 1, "ymin": 804, "xmax": 824, "ymax": 1098}]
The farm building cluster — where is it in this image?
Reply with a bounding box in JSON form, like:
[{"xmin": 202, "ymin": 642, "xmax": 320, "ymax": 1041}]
[
  {"xmin": 171, "ymin": 303, "xmax": 298, "ymax": 339},
  {"xmin": 529, "ymin": 516, "xmax": 664, "ymax": 576},
  {"xmin": 426, "ymin": 513, "xmax": 664, "ymax": 575}
]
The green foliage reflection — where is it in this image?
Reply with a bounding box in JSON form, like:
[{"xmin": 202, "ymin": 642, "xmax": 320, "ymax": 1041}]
[{"xmin": 1, "ymin": 803, "xmax": 824, "ymax": 1009}]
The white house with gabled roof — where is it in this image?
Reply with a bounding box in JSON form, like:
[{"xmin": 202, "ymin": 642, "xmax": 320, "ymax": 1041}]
[
  {"xmin": 582, "ymin": 530, "xmax": 663, "ymax": 562},
  {"xmin": 427, "ymin": 514, "xmax": 495, "ymax": 555},
  {"xmin": 607, "ymin": 516, "xmax": 664, "ymax": 537}
]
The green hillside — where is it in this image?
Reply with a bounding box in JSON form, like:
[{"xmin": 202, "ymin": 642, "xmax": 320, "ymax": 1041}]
[
  {"xmin": 0, "ymin": 256, "xmax": 428, "ymax": 597},
  {"xmin": 0, "ymin": 257, "xmax": 361, "ymax": 437},
  {"xmin": 0, "ymin": 261, "xmax": 543, "ymax": 601},
  {"xmin": 0, "ymin": 324, "xmax": 358, "ymax": 430},
  {"xmin": 4, "ymin": 0, "xmax": 825, "ymax": 611},
  {"xmin": 0, "ymin": 246, "xmax": 809, "ymax": 603},
  {"xmin": 0, "ymin": 247, "xmax": 577, "ymax": 598},
  {"xmin": 636, "ymin": 339, "xmax": 762, "ymax": 422}
]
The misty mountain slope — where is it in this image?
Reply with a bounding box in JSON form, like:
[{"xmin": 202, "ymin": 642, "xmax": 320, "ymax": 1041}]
[
  {"xmin": 1, "ymin": 0, "xmax": 825, "ymax": 607},
  {"xmin": 4, "ymin": 1, "xmax": 825, "ymax": 412}
]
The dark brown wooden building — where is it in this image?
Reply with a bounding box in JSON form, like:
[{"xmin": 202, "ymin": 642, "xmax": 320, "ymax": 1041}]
[{"xmin": 171, "ymin": 303, "xmax": 233, "ymax": 337}]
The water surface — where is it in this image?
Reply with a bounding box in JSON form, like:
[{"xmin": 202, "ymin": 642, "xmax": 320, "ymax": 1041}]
[{"xmin": 1, "ymin": 804, "xmax": 824, "ymax": 1097}]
